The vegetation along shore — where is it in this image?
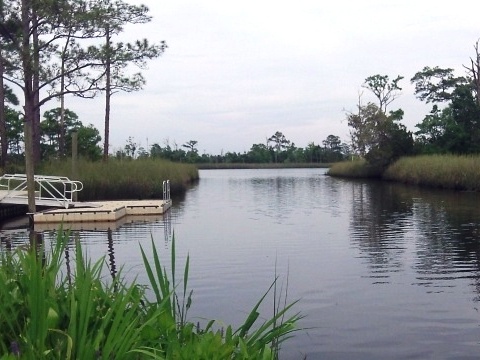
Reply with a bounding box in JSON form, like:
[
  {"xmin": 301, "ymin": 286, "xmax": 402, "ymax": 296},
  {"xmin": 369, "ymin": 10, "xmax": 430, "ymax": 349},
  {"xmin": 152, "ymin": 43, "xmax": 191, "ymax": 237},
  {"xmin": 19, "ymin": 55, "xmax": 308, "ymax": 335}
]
[
  {"xmin": 328, "ymin": 154, "xmax": 480, "ymax": 192},
  {"xmin": 0, "ymin": 232, "xmax": 302, "ymax": 359},
  {"xmin": 36, "ymin": 159, "xmax": 199, "ymax": 201}
]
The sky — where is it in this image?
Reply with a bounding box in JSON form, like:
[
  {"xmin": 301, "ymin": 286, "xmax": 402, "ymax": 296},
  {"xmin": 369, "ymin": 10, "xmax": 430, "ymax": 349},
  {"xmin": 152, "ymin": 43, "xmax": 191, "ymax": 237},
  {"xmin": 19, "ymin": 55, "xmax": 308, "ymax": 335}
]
[{"xmin": 64, "ymin": 0, "xmax": 480, "ymax": 155}]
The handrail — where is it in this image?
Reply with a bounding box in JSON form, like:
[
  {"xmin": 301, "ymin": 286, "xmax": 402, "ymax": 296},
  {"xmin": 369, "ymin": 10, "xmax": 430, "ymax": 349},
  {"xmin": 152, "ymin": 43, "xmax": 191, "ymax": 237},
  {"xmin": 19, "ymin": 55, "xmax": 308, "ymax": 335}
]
[
  {"xmin": 0, "ymin": 174, "xmax": 83, "ymax": 209},
  {"xmin": 163, "ymin": 180, "xmax": 170, "ymax": 201}
]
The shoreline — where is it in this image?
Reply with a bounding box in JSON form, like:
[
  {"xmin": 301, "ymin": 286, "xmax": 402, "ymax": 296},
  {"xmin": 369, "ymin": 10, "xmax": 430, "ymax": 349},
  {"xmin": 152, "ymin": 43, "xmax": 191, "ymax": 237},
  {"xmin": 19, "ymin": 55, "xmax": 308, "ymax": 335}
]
[{"xmin": 327, "ymin": 154, "xmax": 480, "ymax": 192}]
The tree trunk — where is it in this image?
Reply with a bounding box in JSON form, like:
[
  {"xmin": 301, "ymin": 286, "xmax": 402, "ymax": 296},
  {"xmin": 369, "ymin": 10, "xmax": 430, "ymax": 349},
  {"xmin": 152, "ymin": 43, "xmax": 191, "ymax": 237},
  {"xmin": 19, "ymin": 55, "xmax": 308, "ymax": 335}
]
[
  {"xmin": 32, "ymin": 11, "xmax": 41, "ymax": 165},
  {"xmin": 0, "ymin": 51, "xmax": 6, "ymax": 167},
  {"xmin": 59, "ymin": 31, "xmax": 72, "ymax": 158},
  {"xmin": 21, "ymin": 0, "xmax": 36, "ymax": 214},
  {"xmin": 473, "ymin": 41, "xmax": 480, "ymax": 107},
  {"xmin": 60, "ymin": 83, "xmax": 65, "ymax": 157},
  {"xmin": 103, "ymin": 26, "xmax": 111, "ymax": 162},
  {"xmin": 24, "ymin": 104, "xmax": 36, "ymax": 212}
]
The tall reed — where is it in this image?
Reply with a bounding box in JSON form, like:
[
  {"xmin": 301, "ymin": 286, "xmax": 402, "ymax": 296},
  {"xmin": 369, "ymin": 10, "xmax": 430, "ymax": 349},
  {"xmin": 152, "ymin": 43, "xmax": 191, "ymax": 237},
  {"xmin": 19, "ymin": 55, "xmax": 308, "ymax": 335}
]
[
  {"xmin": 327, "ymin": 158, "xmax": 381, "ymax": 178},
  {"xmin": 0, "ymin": 231, "xmax": 302, "ymax": 359},
  {"xmin": 38, "ymin": 158, "xmax": 199, "ymax": 200},
  {"xmin": 383, "ymin": 155, "xmax": 480, "ymax": 190}
]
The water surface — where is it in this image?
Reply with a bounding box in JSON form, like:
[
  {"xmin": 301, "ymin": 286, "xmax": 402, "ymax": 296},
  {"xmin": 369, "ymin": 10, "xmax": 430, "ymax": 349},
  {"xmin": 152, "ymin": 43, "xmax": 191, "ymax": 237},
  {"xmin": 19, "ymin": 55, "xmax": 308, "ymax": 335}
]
[{"xmin": 3, "ymin": 168, "xmax": 480, "ymax": 359}]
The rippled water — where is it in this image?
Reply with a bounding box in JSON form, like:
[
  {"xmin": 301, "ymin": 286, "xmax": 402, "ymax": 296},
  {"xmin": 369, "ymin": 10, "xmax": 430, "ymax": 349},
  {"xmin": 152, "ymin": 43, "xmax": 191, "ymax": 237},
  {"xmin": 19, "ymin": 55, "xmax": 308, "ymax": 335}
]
[{"xmin": 2, "ymin": 168, "xmax": 480, "ymax": 359}]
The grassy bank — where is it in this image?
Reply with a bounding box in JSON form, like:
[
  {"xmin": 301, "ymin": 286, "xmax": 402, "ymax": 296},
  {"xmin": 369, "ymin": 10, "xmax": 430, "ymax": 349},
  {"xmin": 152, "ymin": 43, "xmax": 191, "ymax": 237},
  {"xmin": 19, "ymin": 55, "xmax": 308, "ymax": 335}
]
[
  {"xmin": 37, "ymin": 158, "xmax": 199, "ymax": 201},
  {"xmin": 329, "ymin": 155, "xmax": 480, "ymax": 191},
  {"xmin": 0, "ymin": 232, "xmax": 301, "ymax": 359},
  {"xmin": 326, "ymin": 158, "xmax": 382, "ymax": 178},
  {"xmin": 383, "ymin": 154, "xmax": 480, "ymax": 191}
]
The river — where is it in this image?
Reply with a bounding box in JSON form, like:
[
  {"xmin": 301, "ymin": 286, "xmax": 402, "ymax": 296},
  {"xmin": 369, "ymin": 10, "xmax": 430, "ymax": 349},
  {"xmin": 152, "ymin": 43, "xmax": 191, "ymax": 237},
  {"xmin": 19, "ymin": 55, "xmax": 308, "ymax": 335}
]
[{"xmin": 2, "ymin": 168, "xmax": 480, "ymax": 359}]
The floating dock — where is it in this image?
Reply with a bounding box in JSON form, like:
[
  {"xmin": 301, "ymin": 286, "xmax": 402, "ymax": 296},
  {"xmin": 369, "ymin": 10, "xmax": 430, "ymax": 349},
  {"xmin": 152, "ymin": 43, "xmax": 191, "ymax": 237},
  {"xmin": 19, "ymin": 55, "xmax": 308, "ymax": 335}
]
[
  {"xmin": 0, "ymin": 174, "xmax": 173, "ymax": 229},
  {"xmin": 33, "ymin": 214, "xmax": 165, "ymax": 232},
  {"xmin": 33, "ymin": 199, "xmax": 172, "ymax": 225}
]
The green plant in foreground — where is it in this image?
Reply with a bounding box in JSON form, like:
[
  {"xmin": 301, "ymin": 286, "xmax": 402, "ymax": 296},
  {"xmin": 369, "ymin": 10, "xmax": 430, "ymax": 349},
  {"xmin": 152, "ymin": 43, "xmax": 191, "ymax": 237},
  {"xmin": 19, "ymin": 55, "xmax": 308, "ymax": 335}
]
[{"xmin": 0, "ymin": 231, "xmax": 302, "ymax": 359}]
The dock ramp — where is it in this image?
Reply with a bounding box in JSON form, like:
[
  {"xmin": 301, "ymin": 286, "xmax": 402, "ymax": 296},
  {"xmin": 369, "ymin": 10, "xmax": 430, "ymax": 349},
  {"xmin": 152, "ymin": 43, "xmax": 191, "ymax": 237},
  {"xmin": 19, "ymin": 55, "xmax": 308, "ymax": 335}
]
[{"xmin": 0, "ymin": 174, "xmax": 83, "ymax": 209}]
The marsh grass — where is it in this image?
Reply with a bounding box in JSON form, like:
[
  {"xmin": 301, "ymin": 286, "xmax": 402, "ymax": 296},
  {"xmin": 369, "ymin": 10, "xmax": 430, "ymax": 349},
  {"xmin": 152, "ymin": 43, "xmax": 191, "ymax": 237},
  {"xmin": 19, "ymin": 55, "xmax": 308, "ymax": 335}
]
[
  {"xmin": 38, "ymin": 158, "xmax": 199, "ymax": 200},
  {"xmin": 330, "ymin": 155, "xmax": 480, "ymax": 191},
  {"xmin": 383, "ymin": 155, "xmax": 480, "ymax": 190},
  {"xmin": 327, "ymin": 158, "xmax": 382, "ymax": 178},
  {"xmin": 0, "ymin": 231, "xmax": 302, "ymax": 359}
]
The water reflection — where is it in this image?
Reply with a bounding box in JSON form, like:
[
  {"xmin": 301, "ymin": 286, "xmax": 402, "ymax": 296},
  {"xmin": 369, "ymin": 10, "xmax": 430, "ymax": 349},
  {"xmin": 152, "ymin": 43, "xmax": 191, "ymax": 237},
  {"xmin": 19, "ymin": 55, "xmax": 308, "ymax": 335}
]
[
  {"xmin": 250, "ymin": 176, "xmax": 298, "ymax": 223},
  {"xmin": 350, "ymin": 181, "xmax": 480, "ymax": 296},
  {"xmin": 107, "ymin": 229, "xmax": 117, "ymax": 280},
  {"xmin": 350, "ymin": 182, "xmax": 414, "ymax": 283},
  {"xmin": 64, "ymin": 242, "xmax": 72, "ymax": 287},
  {"xmin": 0, "ymin": 213, "xmax": 173, "ymax": 287},
  {"xmin": 2, "ymin": 169, "xmax": 480, "ymax": 359}
]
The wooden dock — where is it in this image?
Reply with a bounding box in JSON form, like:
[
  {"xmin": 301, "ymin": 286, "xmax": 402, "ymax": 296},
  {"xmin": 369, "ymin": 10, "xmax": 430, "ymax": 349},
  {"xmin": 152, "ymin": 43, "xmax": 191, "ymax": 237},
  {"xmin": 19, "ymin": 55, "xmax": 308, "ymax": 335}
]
[{"xmin": 33, "ymin": 199, "xmax": 172, "ymax": 225}]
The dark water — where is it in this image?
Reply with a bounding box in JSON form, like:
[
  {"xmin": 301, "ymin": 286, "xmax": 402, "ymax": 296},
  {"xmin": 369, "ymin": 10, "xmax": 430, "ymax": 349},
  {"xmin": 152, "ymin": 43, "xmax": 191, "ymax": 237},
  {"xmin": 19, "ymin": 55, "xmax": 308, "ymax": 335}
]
[{"xmin": 2, "ymin": 168, "xmax": 480, "ymax": 359}]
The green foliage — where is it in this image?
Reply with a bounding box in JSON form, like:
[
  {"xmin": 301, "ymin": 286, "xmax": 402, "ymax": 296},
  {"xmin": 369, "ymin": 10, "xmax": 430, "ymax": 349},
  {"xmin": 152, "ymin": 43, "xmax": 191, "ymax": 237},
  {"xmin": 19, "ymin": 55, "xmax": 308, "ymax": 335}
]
[
  {"xmin": 123, "ymin": 136, "xmax": 138, "ymax": 158},
  {"xmin": 149, "ymin": 143, "xmax": 187, "ymax": 163},
  {"xmin": 410, "ymin": 66, "xmax": 467, "ymax": 103},
  {"xmin": 40, "ymin": 108, "xmax": 102, "ymax": 160},
  {"xmin": 268, "ymin": 131, "xmax": 290, "ymax": 163},
  {"xmin": 413, "ymin": 105, "xmax": 447, "ymax": 153},
  {"xmin": 247, "ymin": 144, "xmax": 272, "ymax": 163},
  {"xmin": 448, "ymin": 85, "xmax": 480, "ymax": 152},
  {"xmin": 0, "ymin": 231, "xmax": 162, "ymax": 359},
  {"xmin": 346, "ymin": 74, "xmax": 414, "ymax": 171},
  {"xmin": 2, "ymin": 85, "xmax": 19, "ymax": 106},
  {"xmin": 411, "ymin": 47, "xmax": 480, "ymax": 156},
  {"xmin": 146, "ymin": 135, "xmax": 348, "ymax": 165},
  {"xmin": 181, "ymin": 140, "xmax": 200, "ymax": 163},
  {"xmin": 364, "ymin": 112, "xmax": 414, "ymax": 169},
  {"xmin": 0, "ymin": 231, "xmax": 302, "ymax": 359},
  {"xmin": 5, "ymin": 107, "xmax": 23, "ymax": 156},
  {"xmin": 414, "ymin": 85, "xmax": 480, "ymax": 155},
  {"xmin": 322, "ymin": 135, "xmax": 345, "ymax": 162},
  {"xmin": 68, "ymin": 124, "xmax": 103, "ymax": 161},
  {"xmin": 362, "ymin": 74, "xmax": 403, "ymax": 112},
  {"xmin": 346, "ymin": 102, "xmax": 413, "ymax": 170}
]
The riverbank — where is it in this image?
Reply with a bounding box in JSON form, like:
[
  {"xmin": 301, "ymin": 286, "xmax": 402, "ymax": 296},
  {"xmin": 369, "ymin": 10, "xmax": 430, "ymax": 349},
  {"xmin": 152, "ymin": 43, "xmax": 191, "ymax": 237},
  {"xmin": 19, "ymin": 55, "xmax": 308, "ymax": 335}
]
[
  {"xmin": 38, "ymin": 158, "xmax": 199, "ymax": 200},
  {"xmin": 328, "ymin": 154, "xmax": 480, "ymax": 191}
]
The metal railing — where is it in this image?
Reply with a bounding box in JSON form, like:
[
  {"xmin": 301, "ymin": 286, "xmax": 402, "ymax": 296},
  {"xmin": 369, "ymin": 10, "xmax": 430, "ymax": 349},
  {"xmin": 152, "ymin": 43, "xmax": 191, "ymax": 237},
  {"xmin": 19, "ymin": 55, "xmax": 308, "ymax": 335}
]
[
  {"xmin": 163, "ymin": 180, "xmax": 170, "ymax": 201},
  {"xmin": 0, "ymin": 174, "xmax": 83, "ymax": 209}
]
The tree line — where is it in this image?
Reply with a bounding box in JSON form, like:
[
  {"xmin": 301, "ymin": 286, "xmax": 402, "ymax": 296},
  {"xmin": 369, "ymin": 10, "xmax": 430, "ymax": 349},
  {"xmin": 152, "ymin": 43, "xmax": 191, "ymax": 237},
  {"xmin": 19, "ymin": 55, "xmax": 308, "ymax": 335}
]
[
  {"xmin": 1, "ymin": 99, "xmax": 351, "ymax": 165},
  {"xmin": 0, "ymin": 100, "xmax": 351, "ymax": 164},
  {"xmin": 114, "ymin": 132, "xmax": 350, "ymax": 164}
]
